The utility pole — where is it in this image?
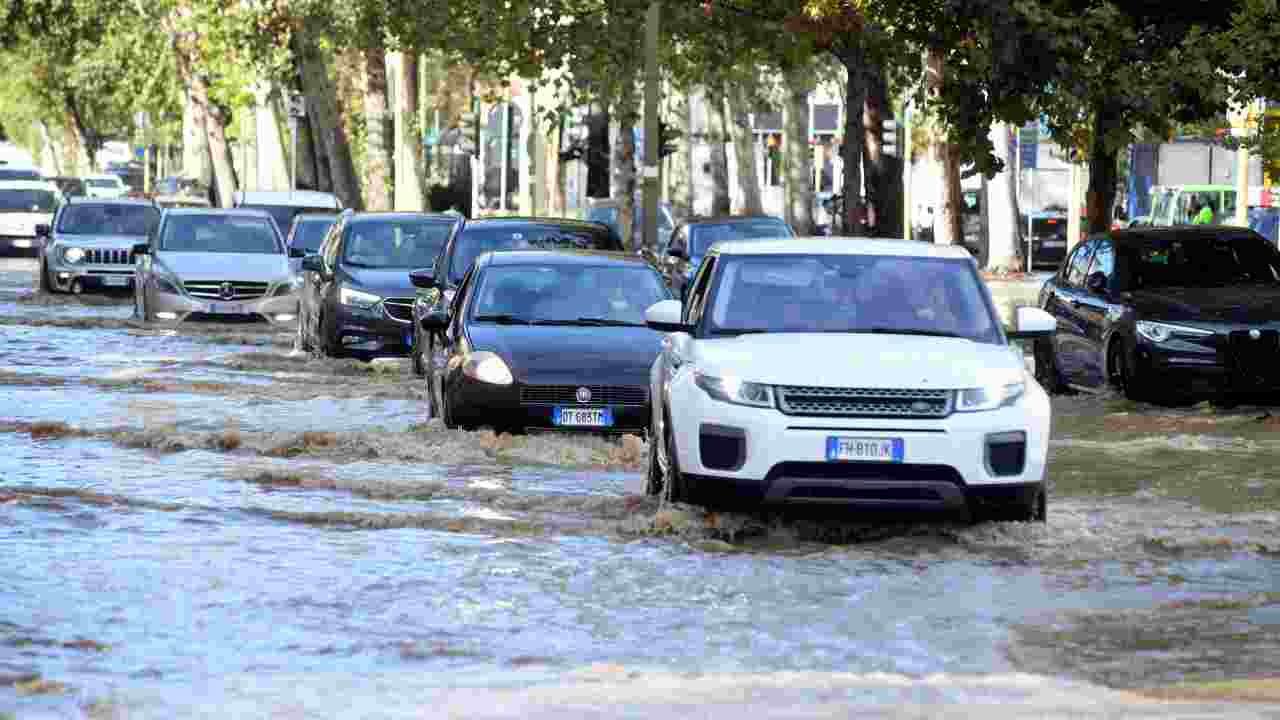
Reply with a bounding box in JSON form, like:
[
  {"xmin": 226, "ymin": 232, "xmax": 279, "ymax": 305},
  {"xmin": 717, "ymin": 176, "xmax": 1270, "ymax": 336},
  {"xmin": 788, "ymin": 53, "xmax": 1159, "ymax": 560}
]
[
  {"xmin": 641, "ymin": 0, "xmax": 660, "ymax": 251},
  {"xmin": 499, "ymin": 99, "xmax": 510, "ymax": 212},
  {"xmin": 903, "ymin": 103, "xmax": 912, "ymax": 240}
]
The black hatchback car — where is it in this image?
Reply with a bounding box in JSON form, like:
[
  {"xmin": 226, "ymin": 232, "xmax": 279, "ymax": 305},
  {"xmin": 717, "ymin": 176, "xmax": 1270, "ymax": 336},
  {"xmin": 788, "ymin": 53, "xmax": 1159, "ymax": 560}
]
[
  {"xmin": 414, "ymin": 249, "xmax": 671, "ymax": 434},
  {"xmin": 1035, "ymin": 227, "xmax": 1280, "ymax": 404},
  {"xmin": 298, "ymin": 211, "xmax": 461, "ymax": 360},
  {"xmin": 409, "ymin": 216, "xmax": 625, "ymax": 376}
]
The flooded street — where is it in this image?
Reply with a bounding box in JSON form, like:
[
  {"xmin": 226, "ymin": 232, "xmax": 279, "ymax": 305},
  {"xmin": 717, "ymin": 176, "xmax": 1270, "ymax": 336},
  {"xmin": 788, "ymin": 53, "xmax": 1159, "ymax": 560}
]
[{"xmin": 2, "ymin": 256, "xmax": 1280, "ymax": 717}]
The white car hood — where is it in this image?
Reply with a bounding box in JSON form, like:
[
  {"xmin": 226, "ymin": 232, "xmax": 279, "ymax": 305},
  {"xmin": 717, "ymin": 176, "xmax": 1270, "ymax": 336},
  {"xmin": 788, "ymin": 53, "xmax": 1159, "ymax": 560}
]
[
  {"xmin": 156, "ymin": 251, "xmax": 290, "ymax": 282},
  {"xmin": 692, "ymin": 333, "xmax": 1025, "ymax": 389},
  {"xmin": 0, "ymin": 212, "xmax": 52, "ymax": 237}
]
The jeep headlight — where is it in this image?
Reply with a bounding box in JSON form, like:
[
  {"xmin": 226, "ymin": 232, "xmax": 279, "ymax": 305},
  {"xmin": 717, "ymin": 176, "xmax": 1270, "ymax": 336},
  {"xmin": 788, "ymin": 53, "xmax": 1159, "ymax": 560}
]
[
  {"xmin": 694, "ymin": 370, "xmax": 774, "ymax": 408},
  {"xmin": 62, "ymin": 247, "xmax": 85, "ymax": 264},
  {"xmin": 339, "ymin": 287, "xmax": 381, "ymax": 309},
  {"xmin": 462, "ymin": 350, "xmax": 513, "ymax": 385},
  {"xmin": 956, "ymin": 379, "xmax": 1025, "ymax": 412}
]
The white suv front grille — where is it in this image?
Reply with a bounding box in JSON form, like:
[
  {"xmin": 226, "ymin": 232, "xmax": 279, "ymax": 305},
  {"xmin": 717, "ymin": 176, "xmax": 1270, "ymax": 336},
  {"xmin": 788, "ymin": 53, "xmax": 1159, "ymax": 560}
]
[{"xmin": 776, "ymin": 386, "xmax": 952, "ymax": 418}]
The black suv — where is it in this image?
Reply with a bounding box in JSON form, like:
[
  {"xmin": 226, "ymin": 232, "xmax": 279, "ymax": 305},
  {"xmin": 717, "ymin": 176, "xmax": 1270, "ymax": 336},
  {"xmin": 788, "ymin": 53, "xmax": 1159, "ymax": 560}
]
[
  {"xmin": 297, "ymin": 210, "xmax": 461, "ymax": 360},
  {"xmin": 409, "ymin": 216, "xmax": 624, "ymax": 375}
]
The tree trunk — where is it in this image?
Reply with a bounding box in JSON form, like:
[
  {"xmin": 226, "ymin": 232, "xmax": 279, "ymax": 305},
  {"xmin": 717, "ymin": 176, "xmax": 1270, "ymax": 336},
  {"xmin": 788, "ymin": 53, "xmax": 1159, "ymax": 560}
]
[
  {"xmin": 863, "ymin": 65, "xmax": 901, "ymax": 237},
  {"xmin": 784, "ymin": 73, "xmax": 815, "ymax": 233},
  {"xmin": 64, "ymin": 95, "xmax": 98, "ymax": 173},
  {"xmin": 725, "ymin": 82, "xmax": 763, "ymax": 216},
  {"xmin": 363, "ymin": 45, "xmax": 392, "ymax": 211},
  {"xmin": 985, "ymin": 123, "xmax": 1022, "ymax": 271},
  {"xmin": 1087, "ymin": 100, "xmax": 1121, "ymax": 234},
  {"xmin": 394, "ymin": 51, "xmax": 424, "ymax": 211},
  {"xmin": 201, "ymin": 94, "xmax": 239, "ymax": 207},
  {"xmin": 613, "ymin": 88, "xmax": 638, "ymax": 249},
  {"xmin": 295, "ymin": 28, "xmax": 364, "ymax": 210},
  {"xmin": 706, "ymin": 83, "xmax": 731, "ymax": 216},
  {"xmin": 926, "ymin": 47, "xmax": 963, "ymax": 246},
  {"xmin": 182, "ymin": 90, "xmax": 211, "ymax": 188},
  {"xmin": 837, "ymin": 45, "xmax": 867, "ymax": 235}
]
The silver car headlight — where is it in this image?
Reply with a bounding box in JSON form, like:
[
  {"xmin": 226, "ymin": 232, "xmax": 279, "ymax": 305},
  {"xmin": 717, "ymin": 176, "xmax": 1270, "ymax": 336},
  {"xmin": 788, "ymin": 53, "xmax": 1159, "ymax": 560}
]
[
  {"xmin": 273, "ymin": 276, "xmax": 303, "ymax": 296},
  {"xmin": 694, "ymin": 370, "xmax": 774, "ymax": 408},
  {"xmin": 339, "ymin": 287, "xmax": 381, "ymax": 309},
  {"xmin": 1135, "ymin": 320, "xmax": 1214, "ymax": 344},
  {"xmin": 955, "ymin": 379, "xmax": 1025, "ymax": 412},
  {"xmin": 62, "ymin": 247, "xmax": 85, "ymax": 264}
]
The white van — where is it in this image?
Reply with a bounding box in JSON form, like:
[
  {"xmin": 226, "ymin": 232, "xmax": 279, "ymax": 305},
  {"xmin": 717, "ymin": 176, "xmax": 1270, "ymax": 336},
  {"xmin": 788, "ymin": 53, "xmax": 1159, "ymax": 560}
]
[
  {"xmin": 0, "ymin": 180, "xmax": 62, "ymax": 254},
  {"xmin": 231, "ymin": 190, "xmax": 342, "ymax": 237}
]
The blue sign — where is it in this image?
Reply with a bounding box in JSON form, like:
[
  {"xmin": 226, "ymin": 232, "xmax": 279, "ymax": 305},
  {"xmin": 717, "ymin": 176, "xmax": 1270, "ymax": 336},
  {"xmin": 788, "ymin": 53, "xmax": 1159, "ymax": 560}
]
[
  {"xmin": 134, "ymin": 147, "xmax": 145, "ymax": 160},
  {"xmin": 1018, "ymin": 126, "xmax": 1038, "ymax": 170}
]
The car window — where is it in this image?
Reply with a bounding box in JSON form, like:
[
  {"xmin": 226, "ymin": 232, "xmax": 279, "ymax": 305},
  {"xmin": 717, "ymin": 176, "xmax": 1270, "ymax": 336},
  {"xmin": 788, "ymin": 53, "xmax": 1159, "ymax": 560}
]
[
  {"xmin": 289, "ymin": 216, "xmax": 336, "ymax": 253},
  {"xmin": 448, "ymin": 225, "xmax": 615, "ymax": 283},
  {"xmin": 689, "ymin": 220, "xmax": 793, "ymax": 257},
  {"xmin": 322, "ymin": 221, "xmax": 343, "ymax": 267},
  {"xmin": 705, "ymin": 254, "xmax": 1002, "ymax": 344},
  {"xmin": 470, "ymin": 264, "xmax": 668, "ymax": 325},
  {"xmin": 1064, "ymin": 240, "xmax": 1096, "ymax": 287},
  {"xmin": 1089, "ymin": 239, "xmax": 1115, "ymax": 281},
  {"xmin": 238, "ymin": 204, "xmax": 333, "ymax": 235},
  {"xmin": 160, "ymin": 215, "xmax": 281, "ymax": 253},
  {"xmin": 684, "ymin": 255, "xmax": 718, "ymax": 326},
  {"xmin": 342, "ymin": 219, "xmax": 451, "ymax": 269},
  {"xmin": 0, "ymin": 188, "xmax": 57, "ymax": 213},
  {"xmin": 57, "ymin": 204, "xmax": 159, "ymax": 235},
  {"xmin": 1124, "ymin": 234, "xmax": 1280, "ymax": 290}
]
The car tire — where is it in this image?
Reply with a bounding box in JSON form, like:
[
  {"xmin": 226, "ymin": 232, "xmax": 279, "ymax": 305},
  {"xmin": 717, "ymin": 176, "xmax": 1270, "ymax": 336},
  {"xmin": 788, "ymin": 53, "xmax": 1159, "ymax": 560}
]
[
  {"xmin": 644, "ymin": 425, "xmax": 664, "ymax": 497},
  {"xmin": 973, "ymin": 486, "xmax": 1047, "ymax": 524},
  {"xmin": 1033, "ymin": 337, "xmax": 1071, "ymax": 395},
  {"xmin": 296, "ymin": 313, "xmax": 313, "ymax": 354},
  {"xmin": 1109, "ymin": 339, "xmax": 1150, "ymax": 403},
  {"xmin": 661, "ymin": 417, "xmax": 687, "ymax": 505},
  {"xmin": 38, "ymin": 256, "xmax": 55, "ymax": 294},
  {"xmin": 440, "ymin": 382, "xmax": 458, "ymax": 430},
  {"xmin": 319, "ymin": 312, "xmax": 343, "ymax": 359},
  {"xmin": 411, "ymin": 333, "xmax": 428, "ymax": 378}
]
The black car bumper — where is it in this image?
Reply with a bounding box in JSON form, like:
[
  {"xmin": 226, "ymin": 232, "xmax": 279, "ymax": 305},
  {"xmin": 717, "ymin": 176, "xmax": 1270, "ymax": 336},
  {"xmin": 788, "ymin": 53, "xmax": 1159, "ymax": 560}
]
[
  {"xmin": 334, "ymin": 302, "xmax": 415, "ymax": 356},
  {"xmin": 1137, "ymin": 330, "xmax": 1280, "ymax": 395},
  {"xmin": 445, "ymin": 375, "xmax": 651, "ymax": 434},
  {"xmin": 1028, "ymin": 239, "xmax": 1067, "ymax": 268}
]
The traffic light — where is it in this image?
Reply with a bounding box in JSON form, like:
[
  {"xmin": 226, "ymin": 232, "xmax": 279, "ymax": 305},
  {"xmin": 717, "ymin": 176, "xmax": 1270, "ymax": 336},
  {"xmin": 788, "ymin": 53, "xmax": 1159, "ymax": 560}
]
[
  {"xmin": 458, "ymin": 99, "xmax": 480, "ymax": 156},
  {"xmin": 883, "ymin": 118, "xmax": 900, "ymax": 157},
  {"xmin": 658, "ymin": 120, "xmax": 681, "ymax": 158}
]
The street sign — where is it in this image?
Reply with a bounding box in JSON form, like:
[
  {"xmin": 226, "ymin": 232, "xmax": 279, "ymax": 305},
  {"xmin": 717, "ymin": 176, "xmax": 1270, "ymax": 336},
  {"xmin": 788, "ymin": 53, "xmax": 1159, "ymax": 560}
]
[
  {"xmin": 883, "ymin": 119, "xmax": 898, "ymax": 157},
  {"xmin": 1018, "ymin": 125, "xmax": 1038, "ymax": 170},
  {"xmin": 287, "ymin": 94, "xmax": 306, "ymax": 119}
]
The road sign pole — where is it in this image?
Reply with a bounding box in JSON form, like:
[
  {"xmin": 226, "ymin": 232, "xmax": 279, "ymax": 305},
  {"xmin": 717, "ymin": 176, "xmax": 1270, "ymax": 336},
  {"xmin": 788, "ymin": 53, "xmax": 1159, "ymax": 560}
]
[
  {"xmin": 642, "ymin": 0, "xmax": 660, "ymax": 252},
  {"xmin": 289, "ymin": 118, "xmax": 297, "ymax": 193}
]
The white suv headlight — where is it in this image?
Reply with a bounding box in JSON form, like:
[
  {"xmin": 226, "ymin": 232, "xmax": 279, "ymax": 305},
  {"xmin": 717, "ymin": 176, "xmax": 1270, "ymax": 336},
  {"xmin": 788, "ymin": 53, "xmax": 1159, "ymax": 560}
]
[
  {"xmin": 1135, "ymin": 320, "xmax": 1213, "ymax": 344},
  {"xmin": 694, "ymin": 370, "xmax": 774, "ymax": 408},
  {"xmin": 462, "ymin": 351, "xmax": 513, "ymax": 385},
  {"xmin": 956, "ymin": 379, "xmax": 1025, "ymax": 412},
  {"xmin": 339, "ymin": 287, "xmax": 381, "ymax": 309}
]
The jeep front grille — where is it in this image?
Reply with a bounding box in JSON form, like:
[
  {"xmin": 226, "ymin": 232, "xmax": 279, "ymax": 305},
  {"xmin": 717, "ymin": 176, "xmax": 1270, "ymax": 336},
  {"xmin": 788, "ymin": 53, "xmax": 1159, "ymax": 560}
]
[{"xmin": 776, "ymin": 386, "xmax": 952, "ymax": 418}]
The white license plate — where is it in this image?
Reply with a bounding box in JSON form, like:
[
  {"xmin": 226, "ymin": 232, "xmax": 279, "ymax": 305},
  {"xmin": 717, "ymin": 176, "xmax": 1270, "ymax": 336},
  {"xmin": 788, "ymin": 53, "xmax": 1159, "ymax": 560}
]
[
  {"xmin": 209, "ymin": 302, "xmax": 247, "ymax": 315},
  {"xmin": 553, "ymin": 407, "xmax": 614, "ymax": 427},
  {"xmin": 11, "ymin": 239, "xmax": 31, "ymax": 248},
  {"xmin": 102, "ymin": 275, "xmax": 129, "ymax": 287},
  {"xmin": 825, "ymin": 436, "xmax": 904, "ymax": 463},
  {"xmin": 1040, "ymin": 240, "xmax": 1065, "ymax": 248}
]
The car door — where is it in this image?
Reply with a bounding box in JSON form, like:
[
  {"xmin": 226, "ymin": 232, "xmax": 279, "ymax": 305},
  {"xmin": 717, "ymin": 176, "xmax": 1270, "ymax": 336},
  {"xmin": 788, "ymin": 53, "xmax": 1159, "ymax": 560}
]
[
  {"xmin": 440, "ymin": 266, "xmax": 477, "ymax": 392},
  {"xmin": 1047, "ymin": 240, "xmax": 1096, "ymax": 385},
  {"xmin": 318, "ymin": 222, "xmax": 346, "ymax": 325},
  {"xmin": 302, "ymin": 220, "xmax": 337, "ymax": 332},
  {"xmin": 1073, "ymin": 237, "xmax": 1116, "ymax": 389}
]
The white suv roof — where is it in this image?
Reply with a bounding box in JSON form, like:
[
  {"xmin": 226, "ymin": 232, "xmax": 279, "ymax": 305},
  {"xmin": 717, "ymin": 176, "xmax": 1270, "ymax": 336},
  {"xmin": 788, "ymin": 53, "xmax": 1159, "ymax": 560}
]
[
  {"xmin": 712, "ymin": 236, "xmax": 975, "ymax": 260},
  {"xmin": 0, "ymin": 179, "xmax": 60, "ymax": 193},
  {"xmin": 232, "ymin": 190, "xmax": 341, "ymax": 209}
]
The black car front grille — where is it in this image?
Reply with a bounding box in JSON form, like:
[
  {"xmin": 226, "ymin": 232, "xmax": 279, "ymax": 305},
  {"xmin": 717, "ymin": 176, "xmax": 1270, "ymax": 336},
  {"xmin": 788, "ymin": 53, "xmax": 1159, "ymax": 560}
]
[
  {"xmin": 82, "ymin": 248, "xmax": 132, "ymax": 265},
  {"xmin": 383, "ymin": 298, "xmax": 414, "ymax": 323},
  {"xmin": 183, "ymin": 280, "xmax": 270, "ymax": 301},
  {"xmin": 520, "ymin": 384, "xmax": 649, "ymax": 406},
  {"xmin": 776, "ymin": 386, "xmax": 952, "ymax": 418},
  {"xmin": 1228, "ymin": 329, "xmax": 1280, "ymax": 386}
]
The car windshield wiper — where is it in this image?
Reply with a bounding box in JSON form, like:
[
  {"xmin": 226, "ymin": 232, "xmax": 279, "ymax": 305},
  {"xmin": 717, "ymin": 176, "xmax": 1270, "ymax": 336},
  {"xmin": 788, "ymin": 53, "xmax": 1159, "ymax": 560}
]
[
  {"xmin": 861, "ymin": 327, "xmax": 967, "ymax": 338},
  {"xmin": 531, "ymin": 317, "xmax": 645, "ymax": 327},
  {"xmin": 344, "ymin": 260, "xmax": 378, "ymax": 268},
  {"xmin": 473, "ymin": 314, "xmax": 532, "ymax": 325},
  {"xmin": 710, "ymin": 327, "xmax": 772, "ymax": 336}
]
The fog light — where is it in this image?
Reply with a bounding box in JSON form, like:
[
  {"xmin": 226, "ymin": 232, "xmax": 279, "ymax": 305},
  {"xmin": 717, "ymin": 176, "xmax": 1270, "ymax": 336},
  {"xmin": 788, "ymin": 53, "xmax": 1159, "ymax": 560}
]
[
  {"xmin": 275, "ymin": 313, "xmax": 296, "ymax": 322},
  {"xmin": 985, "ymin": 431, "xmax": 1027, "ymax": 477},
  {"xmin": 57, "ymin": 273, "xmax": 70, "ymax": 280},
  {"xmin": 156, "ymin": 312, "xmax": 178, "ymax": 320}
]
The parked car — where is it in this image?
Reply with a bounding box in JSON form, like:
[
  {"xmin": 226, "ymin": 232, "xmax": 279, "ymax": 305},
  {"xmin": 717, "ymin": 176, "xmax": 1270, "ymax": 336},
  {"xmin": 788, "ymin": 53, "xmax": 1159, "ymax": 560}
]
[
  {"xmin": 297, "ymin": 211, "xmax": 459, "ymax": 360},
  {"xmin": 1036, "ymin": 226, "xmax": 1280, "ymax": 405},
  {"xmin": 643, "ymin": 237, "xmax": 1055, "ymax": 522},
  {"xmin": 132, "ymin": 208, "xmax": 299, "ymax": 325},
  {"xmin": 48, "ymin": 176, "xmax": 87, "ymax": 198},
  {"xmin": 1022, "ymin": 210, "xmax": 1069, "ymax": 269},
  {"xmin": 414, "ymin": 249, "xmax": 671, "ymax": 433},
  {"xmin": 0, "ymin": 180, "xmax": 62, "ymax": 255},
  {"xmin": 83, "ymin": 174, "xmax": 128, "ymax": 199},
  {"xmin": 586, "ymin": 199, "xmax": 674, "ymax": 251},
  {"xmin": 1248, "ymin": 206, "xmax": 1280, "ymax": 246},
  {"xmin": 663, "ymin": 215, "xmax": 795, "ymax": 300},
  {"xmin": 285, "ymin": 212, "xmax": 337, "ymax": 274},
  {"xmin": 38, "ymin": 198, "xmax": 160, "ymax": 294},
  {"xmin": 232, "ymin": 190, "xmax": 342, "ymax": 239},
  {"xmin": 410, "ymin": 216, "xmax": 626, "ymax": 376}
]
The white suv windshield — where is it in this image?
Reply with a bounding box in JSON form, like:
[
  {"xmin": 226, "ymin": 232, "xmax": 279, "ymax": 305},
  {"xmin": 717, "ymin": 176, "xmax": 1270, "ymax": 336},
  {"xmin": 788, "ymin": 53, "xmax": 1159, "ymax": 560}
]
[
  {"xmin": 161, "ymin": 215, "xmax": 280, "ymax": 253},
  {"xmin": 707, "ymin": 254, "xmax": 1002, "ymax": 343}
]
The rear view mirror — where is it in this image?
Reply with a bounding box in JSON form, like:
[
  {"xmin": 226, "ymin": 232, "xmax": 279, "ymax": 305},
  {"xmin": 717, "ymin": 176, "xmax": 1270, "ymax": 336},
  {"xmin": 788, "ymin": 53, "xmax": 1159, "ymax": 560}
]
[
  {"xmin": 301, "ymin": 254, "xmax": 325, "ymax": 273},
  {"xmin": 419, "ymin": 307, "xmax": 448, "ymax": 330},
  {"xmin": 131, "ymin": 242, "xmax": 150, "ymax": 256},
  {"xmin": 645, "ymin": 299, "xmax": 690, "ymax": 333},
  {"xmin": 409, "ymin": 268, "xmax": 437, "ymax": 289},
  {"xmin": 34, "ymin": 224, "xmax": 50, "ymax": 238},
  {"xmin": 1086, "ymin": 271, "xmax": 1107, "ymax": 294},
  {"xmin": 288, "ymin": 247, "xmax": 306, "ymax": 259},
  {"xmin": 667, "ymin": 245, "xmax": 687, "ymax": 260},
  {"xmin": 1009, "ymin": 306, "xmax": 1056, "ymax": 340}
]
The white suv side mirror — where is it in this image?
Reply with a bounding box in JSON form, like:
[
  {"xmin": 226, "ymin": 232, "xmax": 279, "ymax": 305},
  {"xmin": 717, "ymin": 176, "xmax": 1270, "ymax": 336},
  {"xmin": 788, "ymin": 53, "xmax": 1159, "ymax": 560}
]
[
  {"xmin": 645, "ymin": 299, "xmax": 688, "ymax": 333},
  {"xmin": 1010, "ymin": 306, "xmax": 1056, "ymax": 340}
]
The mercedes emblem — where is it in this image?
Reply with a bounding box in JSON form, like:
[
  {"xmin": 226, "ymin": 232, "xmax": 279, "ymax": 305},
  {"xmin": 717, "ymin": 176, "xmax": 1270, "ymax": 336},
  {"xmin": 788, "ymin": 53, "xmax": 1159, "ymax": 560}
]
[
  {"xmin": 218, "ymin": 282, "xmax": 236, "ymax": 301},
  {"xmin": 1250, "ymin": 329, "xmax": 1262, "ymax": 340},
  {"xmin": 576, "ymin": 386, "xmax": 592, "ymax": 403}
]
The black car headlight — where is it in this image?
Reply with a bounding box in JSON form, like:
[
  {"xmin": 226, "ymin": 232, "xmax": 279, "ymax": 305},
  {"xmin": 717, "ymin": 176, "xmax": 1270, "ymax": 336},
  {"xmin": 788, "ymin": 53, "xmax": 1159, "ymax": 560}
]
[
  {"xmin": 1135, "ymin": 320, "xmax": 1214, "ymax": 344},
  {"xmin": 461, "ymin": 351, "xmax": 513, "ymax": 385}
]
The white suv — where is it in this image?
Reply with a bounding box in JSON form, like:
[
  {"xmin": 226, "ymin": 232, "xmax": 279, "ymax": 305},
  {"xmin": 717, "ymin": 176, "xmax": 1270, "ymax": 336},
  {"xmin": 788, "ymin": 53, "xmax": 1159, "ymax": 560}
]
[{"xmin": 643, "ymin": 237, "xmax": 1057, "ymax": 522}]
